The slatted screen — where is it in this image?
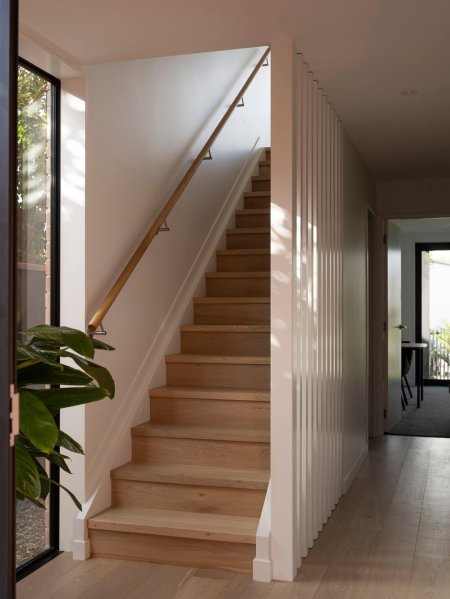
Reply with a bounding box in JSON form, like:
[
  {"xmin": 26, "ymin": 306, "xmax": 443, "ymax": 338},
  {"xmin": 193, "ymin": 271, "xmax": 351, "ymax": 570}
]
[{"xmin": 295, "ymin": 55, "xmax": 343, "ymax": 560}]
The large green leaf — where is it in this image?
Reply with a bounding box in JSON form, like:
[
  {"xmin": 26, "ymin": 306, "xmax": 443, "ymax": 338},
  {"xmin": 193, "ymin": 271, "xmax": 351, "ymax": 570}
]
[
  {"xmin": 92, "ymin": 339, "xmax": 115, "ymax": 352},
  {"xmin": 48, "ymin": 479, "xmax": 82, "ymax": 511},
  {"xmin": 62, "ymin": 352, "xmax": 115, "ymax": 398},
  {"xmin": 57, "ymin": 430, "xmax": 84, "ymax": 455},
  {"xmin": 16, "ymin": 341, "xmax": 62, "ymax": 369},
  {"xmin": 17, "ymin": 362, "xmax": 93, "ymax": 387},
  {"xmin": 33, "ymin": 386, "xmax": 109, "ymax": 415},
  {"xmin": 24, "ymin": 325, "xmax": 95, "ymax": 359},
  {"xmin": 19, "ymin": 389, "xmax": 58, "ymax": 453},
  {"xmin": 16, "ymin": 438, "xmax": 41, "ymax": 499}
]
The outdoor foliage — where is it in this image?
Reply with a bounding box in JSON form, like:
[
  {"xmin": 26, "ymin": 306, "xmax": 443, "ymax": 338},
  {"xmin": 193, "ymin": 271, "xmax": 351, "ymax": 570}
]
[
  {"xmin": 16, "ymin": 325, "xmax": 115, "ymax": 510},
  {"xmin": 17, "ymin": 66, "xmax": 49, "ymax": 265}
]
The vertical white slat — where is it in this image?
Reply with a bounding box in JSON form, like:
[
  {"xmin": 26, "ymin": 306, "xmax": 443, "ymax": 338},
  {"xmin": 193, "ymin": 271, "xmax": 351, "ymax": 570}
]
[
  {"xmin": 316, "ymin": 85, "xmax": 325, "ymax": 529},
  {"xmin": 300, "ymin": 59, "xmax": 309, "ymax": 558},
  {"xmin": 311, "ymin": 78, "xmax": 319, "ymax": 538},
  {"xmin": 338, "ymin": 120, "xmax": 344, "ymax": 499},
  {"xmin": 323, "ymin": 94, "xmax": 330, "ymax": 519},
  {"xmin": 306, "ymin": 69, "xmax": 314, "ymax": 549},
  {"xmin": 295, "ymin": 53, "xmax": 305, "ymax": 562},
  {"xmin": 332, "ymin": 111, "xmax": 339, "ymax": 505},
  {"xmin": 323, "ymin": 99, "xmax": 330, "ymax": 515}
]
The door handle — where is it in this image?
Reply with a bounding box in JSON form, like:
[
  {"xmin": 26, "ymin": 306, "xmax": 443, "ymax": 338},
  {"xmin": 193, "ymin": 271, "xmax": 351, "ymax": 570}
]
[{"xmin": 394, "ymin": 324, "xmax": 407, "ymax": 330}]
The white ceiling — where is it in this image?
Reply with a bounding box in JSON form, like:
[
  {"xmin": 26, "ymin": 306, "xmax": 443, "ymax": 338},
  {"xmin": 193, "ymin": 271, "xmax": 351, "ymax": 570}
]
[{"xmin": 19, "ymin": 0, "xmax": 450, "ymax": 179}]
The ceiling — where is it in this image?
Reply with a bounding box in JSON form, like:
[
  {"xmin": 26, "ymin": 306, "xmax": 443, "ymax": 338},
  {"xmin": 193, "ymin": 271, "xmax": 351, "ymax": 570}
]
[
  {"xmin": 19, "ymin": 0, "xmax": 450, "ymax": 180},
  {"xmin": 392, "ymin": 218, "xmax": 450, "ymax": 234}
]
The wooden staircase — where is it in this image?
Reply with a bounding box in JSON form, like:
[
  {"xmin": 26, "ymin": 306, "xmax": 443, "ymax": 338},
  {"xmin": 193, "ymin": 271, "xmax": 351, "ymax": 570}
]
[{"xmin": 88, "ymin": 148, "xmax": 271, "ymax": 574}]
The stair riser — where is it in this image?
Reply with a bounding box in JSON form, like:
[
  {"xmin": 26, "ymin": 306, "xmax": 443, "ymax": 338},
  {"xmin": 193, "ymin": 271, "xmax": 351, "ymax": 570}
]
[
  {"xmin": 206, "ymin": 277, "xmax": 269, "ymax": 297},
  {"xmin": 244, "ymin": 196, "xmax": 270, "ymax": 209},
  {"xmin": 112, "ymin": 480, "xmax": 265, "ymax": 517},
  {"xmin": 265, "ymin": 149, "xmax": 271, "ymax": 160},
  {"xmin": 150, "ymin": 396, "xmax": 270, "ymax": 427},
  {"xmin": 194, "ymin": 303, "xmax": 270, "ymax": 325},
  {"xmin": 132, "ymin": 436, "xmax": 270, "ymax": 469},
  {"xmin": 180, "ymin": 331, "xmax": 270, "ymax": 356},
  {"xmin": 216, "ymin": 253, "xmax": 270, "ymax": 272},
  {"xmin": 235, "ymin": 213, "xmax": 270, "ymax": 228},
  {"xmin": 227, "ymin": 232, "xmax": 270, "ymax": 249},
  {"xmin": 166, "ymin": 361, "xmax": 270, "ymax": 390},
  {"xmin": 252, "ymin": 179, "xmax": 270, "ymax": 192},
  {"xmin": 90, "ymin": 530, "xmax": 254, "ymax": 573},
  {"xmin": 259, "ymin": 164, "xmax": 270, "ymax": 177}
]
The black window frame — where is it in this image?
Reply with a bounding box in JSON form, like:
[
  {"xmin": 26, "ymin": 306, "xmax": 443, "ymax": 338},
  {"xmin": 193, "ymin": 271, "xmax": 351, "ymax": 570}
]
[{"xmin": 15, "ymin": 57, "xmax": 62, "ymax": 581}]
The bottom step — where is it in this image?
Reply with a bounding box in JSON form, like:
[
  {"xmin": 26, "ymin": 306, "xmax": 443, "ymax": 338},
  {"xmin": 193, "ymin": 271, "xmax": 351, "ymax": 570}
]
[{"xmin": 88, "ymin": 507, "xmax": 257, "ymax": 573}]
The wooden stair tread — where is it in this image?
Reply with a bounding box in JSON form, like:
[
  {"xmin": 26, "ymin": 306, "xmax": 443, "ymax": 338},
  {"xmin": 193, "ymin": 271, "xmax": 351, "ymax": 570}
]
[
  {"xmin": 194, "ymin": 296, "xmax": 270, "ymax": 304},
  {"xmin": 149, "ymin": 386, "xmax": 270, "ymax": 402},
  {"xmin": 111, "ymin": 462, "xmax": 270, "ymax": 489},
  {"xmin": 131, "ymin": 422, "xmax": 269, "ymax": 442},
  {"xmin": 258, "ymin": 160, "xmax": 270, "ymax": 166},
  {"xmin": 244, "ymin": 191, "xmax": 270, "ymax": 198},
  {"xmin": 227, "ymin": 227, "xmax": 269, "ymax": 234},
  {"xmin": 252, "ymin": 175, "xmax": 270, "ymax": 181},
  {"xmin": 182, "ymin": 323, "xmax": 269, "ymax": 335},
  {"xmin": 166, "ymin": 354, "xmax": 270, "ymax": 364},
  {"xmin": 205, "ymin": 271, "xmax": 269, "ymax": 279},
  {"xmin": 88, "ymin": 507, "xmax": 258, "ymax": 544},
  {"xmin": 235, "ymin": 209, "xmax": 270, "ymax": 216},
  {"xmin": 216, "ymin": 248, "xmax": 269, "ymax": 256}
]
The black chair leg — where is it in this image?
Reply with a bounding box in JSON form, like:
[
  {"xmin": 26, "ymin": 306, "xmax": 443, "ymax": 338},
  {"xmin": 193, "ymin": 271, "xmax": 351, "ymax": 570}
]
[
  {"xmin": 401, "ymin": 380, "xmax": 408, "ymax": 406},
  {"xmin": 404, "ymin": 375, "xmax": 413, "ymax": 399}
]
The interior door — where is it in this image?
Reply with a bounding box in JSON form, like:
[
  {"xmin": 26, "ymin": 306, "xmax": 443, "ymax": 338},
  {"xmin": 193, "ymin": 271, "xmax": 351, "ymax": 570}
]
[
  {"xmin": 386, "ymin": 221, "xmax": 402, "ymax": 430},
  {"xmin": 0, "ymin": 0, "xmax": 18, "ymax": 597}
]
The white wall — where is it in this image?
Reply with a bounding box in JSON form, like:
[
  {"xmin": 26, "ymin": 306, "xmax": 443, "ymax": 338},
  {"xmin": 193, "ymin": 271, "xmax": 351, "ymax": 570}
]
[
  {"xmin": 342, "ymin": 131, "xmax": 375, "ymax": 489},
  {"xmin": 82, "ymin": 47, "xmax": 270, "ymax": 529}
]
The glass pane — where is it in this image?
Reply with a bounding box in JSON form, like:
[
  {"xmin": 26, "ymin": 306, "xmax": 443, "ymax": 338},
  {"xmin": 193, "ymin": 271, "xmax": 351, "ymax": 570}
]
[
  {"xmin": 426, "ymin": 250, "xmax": 450, "ymax": 381},
  {"xmin": 16, "ymin": 64, "xmax": 53, "ymax": 567}
]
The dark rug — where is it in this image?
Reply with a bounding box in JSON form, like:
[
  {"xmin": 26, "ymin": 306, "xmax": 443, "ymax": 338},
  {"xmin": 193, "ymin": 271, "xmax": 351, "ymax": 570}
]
[{"xmin": 388, "ymin": 386, "xmax": 450, "ymax": 437}]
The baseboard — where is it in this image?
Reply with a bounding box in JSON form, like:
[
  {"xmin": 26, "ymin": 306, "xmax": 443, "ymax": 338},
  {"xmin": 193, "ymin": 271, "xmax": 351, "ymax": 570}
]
[
  {"xmin": 343, "ymin": 444, "xmax": 368, "ymax": 493},
  {"xmin": 253, "ymin": 481, "xmax": 272, "ymax": 582},
  {"xmin": 78, "ymin": 142, "xmax": 267, "ymax": 535},
  {"xmin": 72, "ymin": 539, "xmax": 90, "ymax": 561}
]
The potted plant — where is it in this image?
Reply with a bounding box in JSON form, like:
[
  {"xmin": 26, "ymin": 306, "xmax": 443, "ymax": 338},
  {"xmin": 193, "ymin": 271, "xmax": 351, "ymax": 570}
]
[{"xmin": 16, "ymin": 324, "xmax": 115, "ymax": 510}]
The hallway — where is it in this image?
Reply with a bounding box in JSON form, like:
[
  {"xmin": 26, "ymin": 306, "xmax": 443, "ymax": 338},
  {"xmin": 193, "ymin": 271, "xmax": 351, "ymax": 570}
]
[{"xmin": 17, "ymin": 436, "xmax": 450, "ymax": 598}]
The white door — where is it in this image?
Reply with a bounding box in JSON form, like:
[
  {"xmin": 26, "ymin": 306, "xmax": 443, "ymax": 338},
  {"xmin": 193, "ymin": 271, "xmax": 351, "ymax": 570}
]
[{"xmin": 386, "ymin": 221, "xmax": 403, "ymax": 430}]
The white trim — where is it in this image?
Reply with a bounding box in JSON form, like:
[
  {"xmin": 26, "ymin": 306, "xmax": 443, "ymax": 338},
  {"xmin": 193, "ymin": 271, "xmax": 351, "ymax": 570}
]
[
  {"xmin": 343, "ymin": 444, "xmax": 368, "ymax": 494},
  {"xmin": 76, "ymin": 141, "xmax": 267, "ymax": 539},
  {"xmin": 253, "ymin": 481, "xmax": 272, "ymax": 582}
]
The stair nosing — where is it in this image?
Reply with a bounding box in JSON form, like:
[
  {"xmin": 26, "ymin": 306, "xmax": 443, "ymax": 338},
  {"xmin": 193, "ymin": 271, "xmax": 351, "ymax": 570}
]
[
  {"xmin": 131, "ymin": 422, "xmax": 270, "ymax": 443},
  {"xmin": 88, "ymin": 507, "xmax": 258, "ymax": 544},
  {"xmin": 216, "ymin": 249, "xmax": 269, "ymax": 256},
  {"xmin": 226, "ymin": 227, "xmax": 270, "ymax": 234},
  {"xmin": 111, "ymin": 463, "xmax": 270, "ymax": 489},
  {"xmin": 149, "ymin": 386, "xmax": 270, "ymax": 402},
  {"xmin": 165, "ymin": 354, "xmax": 270, "ymax": 364},
  {"xmin": 235, "ymin": 209, "xmax": 270, "ymax": 215},
  {"xmin": 205, "ymin": 271, "xmax": 270, "ymax": 279},
  {"xmin": 180, "ymin": 324, "xmax": 269, "ymax": 332},
  {"xmin": 193, "ymin": 296, "xmax": 270, "ymax": 304},
  {"xmin": 243, "ymin": 191, "xmax": 271, "ymax": 197}
]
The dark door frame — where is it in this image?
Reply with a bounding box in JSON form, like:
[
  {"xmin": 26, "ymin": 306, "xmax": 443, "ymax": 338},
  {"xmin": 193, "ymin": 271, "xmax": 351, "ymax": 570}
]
[
  {"xmin": 0, "ymin": 0, "xmax": 18, "ymax": 597},
  {"xmin": 415, "ymin": 242, "xmax": 450, "ymax": 386}
]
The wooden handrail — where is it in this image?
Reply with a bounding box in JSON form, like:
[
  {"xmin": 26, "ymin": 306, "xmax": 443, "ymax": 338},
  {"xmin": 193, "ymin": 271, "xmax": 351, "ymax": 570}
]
[{"xmin": 88, "ymin": 47, "xmax": 270, "ymax": 334}]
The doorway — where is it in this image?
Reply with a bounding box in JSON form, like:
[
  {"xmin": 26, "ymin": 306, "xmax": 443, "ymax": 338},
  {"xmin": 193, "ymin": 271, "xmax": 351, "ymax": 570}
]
[{"xmin": 386, "ymin": 219, "xmax": 450, "ymax": 437}]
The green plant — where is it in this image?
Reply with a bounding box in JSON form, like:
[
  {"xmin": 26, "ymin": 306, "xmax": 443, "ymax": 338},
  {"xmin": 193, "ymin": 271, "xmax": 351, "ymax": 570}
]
[{"xmin": 16, "ymin": 325, "xmax": 115, "ymax": 510}]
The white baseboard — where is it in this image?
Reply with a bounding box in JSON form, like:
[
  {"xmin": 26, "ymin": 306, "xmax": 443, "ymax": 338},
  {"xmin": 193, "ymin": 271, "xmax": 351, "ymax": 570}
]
[
  {"xmin": 72, "ymin": 539, "xmax": 90, "ymax": 561},
  {"xmin": 343, "ymin": 444, "xmax": 368, "ymax": 493},
  {"xmin": 76, "ymin": 142, "xmax": 267, "ymax": 540},
  {"xmin": 253, "ymin": 481, "xmax": 272, "ymax": 582}
]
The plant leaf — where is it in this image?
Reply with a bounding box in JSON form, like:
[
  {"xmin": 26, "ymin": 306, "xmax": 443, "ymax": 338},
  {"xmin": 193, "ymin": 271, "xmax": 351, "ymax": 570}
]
[
  {"xmin": 18, "ymin": 362, "xmax": 93, "ymax": 387},
  {"xmin": 62, "ymin": 353, "xmax": 115, "ymax": 398},
  {"xmin": 16, "ymin": 341, "xmax": 62, "ymax": 369},
  {"xmin": 48, "ymin": 479, "xmax": 82, "ymax": 511},
  {"xmin": 19, "ymin": 389, "xmax": 58, "ymax": 453},
  {"xmin": 35, "ymin": 460, "xmax": 50, "ymax": 501},
  {"xmin": 92, "ymin": 339, "xmax": 115, "ymax": 351},
  {"xmin": 57, "ymin": 430, "xmax": 84, "ymax": 455},
  {"xmin": 16, "ymin": 438, "xmax": 41, "ymax": 499},
  {"xmin": 24, "ymin": 325, "xmax": 95, "ymax": 359},
  {"xmin": 33, "ymin": 387, "xmax": 110, "ymax": 415},
  {"xmin": 46, "ymin": 450, "xmax": 72, "ymax": 473}
]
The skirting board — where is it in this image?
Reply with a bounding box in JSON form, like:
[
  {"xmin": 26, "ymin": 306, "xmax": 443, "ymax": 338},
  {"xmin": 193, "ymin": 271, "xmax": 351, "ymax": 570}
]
[
  {"xmin": 253, "ymin": 481, "xmax": 272, "ymax": 582},
  {"xmin": 343, "ymin": 444, "xmax": 368, "ymax": 494}
]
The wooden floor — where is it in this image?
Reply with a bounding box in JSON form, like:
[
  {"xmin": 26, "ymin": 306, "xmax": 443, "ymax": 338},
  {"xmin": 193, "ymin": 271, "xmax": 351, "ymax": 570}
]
[{"xmin": 18, "ymin": 435, "xmax": 450, "ymax": 598}]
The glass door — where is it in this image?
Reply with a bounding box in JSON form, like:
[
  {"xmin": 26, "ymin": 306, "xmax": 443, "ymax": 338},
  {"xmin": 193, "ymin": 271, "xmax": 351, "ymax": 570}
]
[
  {"xmin": 15, "ymin": 59, "xmax": 60, "ymax": 577},
  {"xmin": 416, "ymin": 243, "xmax": 450, "ymax": 385},
  {"xmin": 0, "ymin": 0, "xmax": 18, "ymax": 597}
]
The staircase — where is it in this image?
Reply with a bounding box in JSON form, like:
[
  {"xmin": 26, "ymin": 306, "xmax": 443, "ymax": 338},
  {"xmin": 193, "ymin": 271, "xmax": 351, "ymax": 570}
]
[{"xmin": 88, "ymin": 148, "xmax": 271, "ymax": 574}]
